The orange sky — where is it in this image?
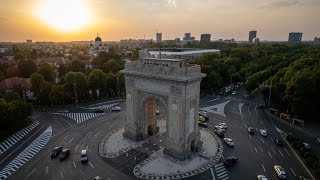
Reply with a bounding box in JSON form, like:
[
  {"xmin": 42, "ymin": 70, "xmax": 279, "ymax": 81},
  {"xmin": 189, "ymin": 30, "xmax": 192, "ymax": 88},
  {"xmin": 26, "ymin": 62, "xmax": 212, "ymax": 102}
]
[{"xmin": 0, "ymin": 0, "xmax": 319, "ymax": 42}]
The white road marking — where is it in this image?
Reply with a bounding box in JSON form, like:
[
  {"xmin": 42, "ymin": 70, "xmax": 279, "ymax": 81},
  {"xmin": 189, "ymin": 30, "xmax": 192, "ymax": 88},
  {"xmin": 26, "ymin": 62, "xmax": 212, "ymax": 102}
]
[
  {"xmin": 84, "ymin": 126, "xmax": 90, "ymax": 131},
  {"xmin": 249, "ymin": 135, "xmax": 252, "ymax": 139},
  {"xmin": 255, "ymin": 147, "xmax": 258, "ymax": 153},
  {"xmin": 260, "ymin": 121, "xmax": 263, "ymax": 125},
  {"xmin": 256, "ymin": 128, "xmax": 259, "ymax": 132},
  {"xmin": 61, "ymin": 118, "xmax": 73, "ymax": 127},
  {"xmin": 210, "ymin": 168, "xmax": 216, "ymax": 180},
  {"xmin": 244, "ymin": 123, "xmax": 247, "ymax": 128},
  {"xmin": 252, "ymin": 119, "xmax": 255, "ymax": 124},
  {"xmin": 87, "ymin": 131, "xmax": 92, "ymax": 135},
  {"xmin": 27, "ymin": 168, "xmax": 36, "ymax": 177},
  {"xmin": 86, "ymin": 146, "xmax": 88, "ymax": 150},
  {"xmin": 45, "ymin": 166, "xmax": 48, "ymax": 175},
  {"xmin": 262, "ymin": 164, "xmax": 266, "ymax": 172},
  {"xmin": 261, "ymin": 138, "xmax": 265, "ymax": 144},
  {"xmin": 239, "ymin": 103, "xmax": 244, "ymax": 119},
  {"xmin": 255, "ymin": 105, "xmax": 259, "ymax": 117},
  {"xmin": 248, "ymin": 105, "xmax": 251, "ymax": 117},
  {"xmin": 279, "ymin": 150, "xmax": 284, "ymax": 157},
  {"xmin": 290, "ymin": 168, "xmax": 296, "ymax": 176},
  {"xmin": 260, "ymin": 146, "xmax": 264, "ymax": 153},
  {"xmin": 61, "ymin": 171, "xmax": 64, "ymax": 179},
  {"xmin": 271, "ymin": 138, "xmax": 274, "ymax": 143},
  {"xmin": 271, "ymin": 147, "xmax": 276, "ymax": 155},
  {"xmin": 55, "ymin": 119, "xmax": 65, "ymax": 130},
  {"xmin": 64, "ymin": 135, "xmax": 69, "ymax": 139},
  {"xmin": 89, "ymin": 162, "xmax": 94, "ymax": 168},
  {"xmin": 68, "ymin": 138, "xmax": 74, "ymax": 144},
  {"xmin": 94, "ymin": 131, "xmax": 101, "ymax": 137},
  {"xmin": 75, "ymin": 144, "xmax": 79, "ymax": 151},
  {"xmin": 268, "ymin": 151, "xmax": 273, "ymax": 158},
  {"xmin": 73, "ymin": 161, "xmax": 76, "ymax": 168},
  {"xmin": 284, "ymin": 148, "xmax": 291, "ymax": 156}
]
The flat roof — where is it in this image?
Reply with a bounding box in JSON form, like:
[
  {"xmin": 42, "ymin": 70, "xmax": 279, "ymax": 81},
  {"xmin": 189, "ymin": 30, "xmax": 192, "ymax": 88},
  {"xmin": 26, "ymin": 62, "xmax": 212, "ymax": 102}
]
[{"xmin": 148, "ymin": 49, "xmax": 220, "ymax": 56}]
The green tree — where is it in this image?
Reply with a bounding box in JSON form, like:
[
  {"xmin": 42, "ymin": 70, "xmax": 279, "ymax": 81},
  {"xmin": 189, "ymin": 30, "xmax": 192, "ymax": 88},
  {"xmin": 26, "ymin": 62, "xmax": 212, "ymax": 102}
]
[
  {"xmin": 88, "ymin": 69, "xmax": 108, "ymax": 98},
  {"xmin": 37, "ymin": 63, "xmax": 56, "ymax": 82},
  {"xmin": 63, "ymin": 72, "xmax": 88, "ymax": 103},
  {"xmin": 18, "ymin": 60, "xmax": 37, "ymax": 78},
  {"xmin": 30, "ymin": 73, "xmax": 45, "ymax": 101}
]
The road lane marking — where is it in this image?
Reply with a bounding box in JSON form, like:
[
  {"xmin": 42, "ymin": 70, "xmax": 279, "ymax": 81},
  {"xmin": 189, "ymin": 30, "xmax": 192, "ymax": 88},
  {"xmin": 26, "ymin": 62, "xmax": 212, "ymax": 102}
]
[
  {"xmin": 64, "ymin": 135, "xmax": 69, "ymax": 139},
  {"xmin": 89, "ymin": 162, "xmax": 94, "ymax": 168},
  {"xmin": 73, "ymin": 161, "xmax": 76, "ymax": 168},
  {"xmin": 271, "ymin": 147, "xmax": 276, "ymax": 155},
  {"xmin": 87, "ymin": 131, "xmax": 92, "ymax": 135},
  {"xmin": 255, "ymin": 147, "xmax": 258, "ymax": 153},
  {"xmin": 94, "ymin": 131, "xmax": 101, "ymax": 137},
  {"xmin": 262, "ymin": 164, "xmax": 266, "ymax": 172},
  {"xmin": 239, "ymin": 103, "xmax": 244, "ymax": 119},
  {"xmin": 68, "ymin": 138, "xmax": 74, "ymax": 144},
  {"xmin": 290, "ymin": 168, "xmax": 296, "ymax": 176},
  {"xmin": 0, "ymin": 124, "xmax": 46, "ymax": 164},
  {"xmin": 268, "ymin": 151, "xmax": 273, "ymax": 158},
  {"xmin": 75, "ymin": 144, "xmax": 79, "ymax": 151},
  {"xmin": 252, "ymin": 119, "xmax": 255, "ymax": 124},
  {"xmin": 27, "ymin": 168, "xmax": 36, "ymax": 177},
  {"xmin": 255, "ymin": 105, "xmax": 259, "ymax": 117},
  {"xmin": 256, "ymin": 128, "xmax": 259, "ymax": 132},
  {"xmin": 248, "ymin": 105, "xmax": 251, "ymax": 117},
  {"xmin": 279, "ymin": 150, "xmax": 284, "ymax": 157},
  {"xmin": 271, "ymin": 138, "xmax": 274, "ymax": 143},
  {"xmin": 249, "ymin": 134, "xmax": 252, "ymax": 139},
  {"xmin": 260, "ymin": 121, "xmax": 263, "ymax": 125},
  {"xmin": 45, "ymin": 166, "xmax": 48, "ymax": 175},
  {"xmin": 60, "ymin": 171, "xmax": 64, "ymax": 179},
  {"xmin": 55, "ymin": 119, "xmax": 65, "ymax": 130},
  {"xmin": 210, "ymin": 168, "xmax": 216, "ymax": 180},
  {"xmin": 284, "ymin": 148, "xmax": 291, "ymax": 156},
  {"xmin": 260, "ymin": 146, "xmax": 263, "ymax": 153},
  {"xmin": 61, "ymin": 117, "xmax": 73, "ymax": 127},
  {"xmin": 244, "ymin": 123, "xmax": 247, "ymax": 128},
  {"xmin": 84, "ymin": 126, "xmax": 90, "ymax": 131},
  {"xmin": 86, "ymin": 146, "xmax": 88, "ymax": 150},
  {"xmin": 261, "ymin": 138, "xmax": 265, "ymax": 144}
]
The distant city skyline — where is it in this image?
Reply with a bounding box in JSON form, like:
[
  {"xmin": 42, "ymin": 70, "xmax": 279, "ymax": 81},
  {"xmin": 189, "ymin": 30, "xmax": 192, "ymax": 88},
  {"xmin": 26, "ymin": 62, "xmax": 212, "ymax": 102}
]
[{"xmin": 0, "ymin": 0, "xmax": 319, "ymax": 42}]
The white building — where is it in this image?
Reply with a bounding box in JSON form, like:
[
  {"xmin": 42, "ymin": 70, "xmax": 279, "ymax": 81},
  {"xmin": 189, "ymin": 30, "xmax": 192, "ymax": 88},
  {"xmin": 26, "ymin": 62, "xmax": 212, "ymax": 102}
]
[{"xmin": 89, "ymin": 35, "xmax": 108, "ymax": 56}]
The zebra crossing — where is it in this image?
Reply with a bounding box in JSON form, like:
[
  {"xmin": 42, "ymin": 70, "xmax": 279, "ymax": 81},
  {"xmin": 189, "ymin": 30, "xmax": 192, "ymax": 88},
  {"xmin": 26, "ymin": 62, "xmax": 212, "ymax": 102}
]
[
  {"xmin": 83, "ymin": 102, "xmax": 119, "ymax": 110},
  {"xmin": 57, "ymin": 113, "xmax": 105, "ymax": 124},
  {"xmin": 0, "ymin": 121, "xmax": 39, "ymax": 155},
  {"xmin": 0, "ymin": 126, "xmax": 52, "ymax": 180},
  {"xmin": 214, "ymin": 163, "xmax": 229, "ymax": 180}
]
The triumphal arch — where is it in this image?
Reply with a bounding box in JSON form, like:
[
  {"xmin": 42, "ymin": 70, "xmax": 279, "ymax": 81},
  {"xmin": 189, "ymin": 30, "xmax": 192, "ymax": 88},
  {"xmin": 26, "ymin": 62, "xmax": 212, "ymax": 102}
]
[{"xmin": 121, "ymin": 58, "xmax": 206, "ymax": 160}]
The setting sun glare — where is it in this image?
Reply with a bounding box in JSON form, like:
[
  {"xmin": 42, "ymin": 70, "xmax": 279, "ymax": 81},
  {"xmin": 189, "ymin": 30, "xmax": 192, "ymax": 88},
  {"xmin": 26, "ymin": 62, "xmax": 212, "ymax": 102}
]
[{"xmin": 37, "ymin": 0, "xmax": 92, "ymax": 32}]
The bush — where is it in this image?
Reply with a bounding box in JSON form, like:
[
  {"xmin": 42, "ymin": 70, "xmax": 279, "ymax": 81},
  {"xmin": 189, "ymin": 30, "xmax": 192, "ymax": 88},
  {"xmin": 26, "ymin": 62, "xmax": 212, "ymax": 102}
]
[{"xmin": 312, "ymin": 162, "xmax": 320, "ymax": 170}]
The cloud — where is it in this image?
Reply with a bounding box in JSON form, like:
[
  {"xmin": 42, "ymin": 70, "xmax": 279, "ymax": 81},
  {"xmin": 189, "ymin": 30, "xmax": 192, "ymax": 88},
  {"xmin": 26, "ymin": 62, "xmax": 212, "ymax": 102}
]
[
  {"xmin": 259, "ymin": 0, "xmax": 301, "ymax": 9},
  {"xmin": 168, "ymin": 0, "xmax": 177, "ymax": 8}
]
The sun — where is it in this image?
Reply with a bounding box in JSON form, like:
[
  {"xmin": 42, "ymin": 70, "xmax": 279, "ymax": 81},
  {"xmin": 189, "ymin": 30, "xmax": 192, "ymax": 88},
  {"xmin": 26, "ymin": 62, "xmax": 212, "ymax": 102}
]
[{"xmin": 37, "ymin": 0, "xmax": 92, "ymax": 32}]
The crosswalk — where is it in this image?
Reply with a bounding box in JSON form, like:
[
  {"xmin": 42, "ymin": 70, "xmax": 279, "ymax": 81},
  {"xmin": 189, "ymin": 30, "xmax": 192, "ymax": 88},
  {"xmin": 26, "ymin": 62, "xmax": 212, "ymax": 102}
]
[
  {"xmin": 82, "ymin": 99, "xmax": 122, "ymax": 110},
  {"xmin": 214, "ymin": 163, "xmax": 229, "ymax": 180},
  {"xmin": 0, "ymin": 126, "xmax": 52, "ymax": 180},
  {"xmin": 57, "ymin": 113, "xmax": 105, "ymax": 124},
  {"xmin": 0, "ymin": 121, "xmax": 39, "ymax": 155}
]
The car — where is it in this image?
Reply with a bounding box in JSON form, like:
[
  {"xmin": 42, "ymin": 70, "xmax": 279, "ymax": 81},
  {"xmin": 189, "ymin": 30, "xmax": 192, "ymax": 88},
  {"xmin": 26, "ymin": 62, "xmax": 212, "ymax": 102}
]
[
  {"xmin": 199, "ymin": 112, "xmax": 209, "ymax": 121},
  {"xmin": 94, "ymin": 109, "xmax": 103, "ymax": 113},
  {"xmin": 273, "ymin": 138, "xmax": 283, "ymax": 146},
  {"xmin": 50, "ymin": 146, "xmax": 62, "ymax": 158},
  {"xmin": 111, "ymin": 106, "xmax": 121, "ymax": 111},
  {"xmin": 214, "ymin": 126, "xmax": 226, "ymax": 133},
  {"xmin": 93, "ymin": 176, "xmax": 102, "ymax": 180},
  {"xmin": 274, "ymin": 165, "xmax": 287, "ymax": 179},
  {"xmin": 257, "ymin": 175, "xmax": 268, "ymax": 180},
  {"xmin": 260, "ymin": 129, "xmax": 267, "ymax": 137},
  {"xmin": 198, "ymin": 115, "xmax": 206, "ymax": 122},
  {"xmin": 80, "ymin": 150, "xmax": 88, "ymax": 163},
  {"xmin": 214, "ymin": 130, "xmax": 224, "ymax": 137},
  {"xmin": 223, "ymin": 156, "xmax": 237, "ymax": 166},
  {"xmin": 316, "ymin": 137, "xmax": 320, "ymax": 144},
  {"xmin": 232, "ymin": 91, "xmax": 237, "ymax": 95},
  {"xmin": 248, "ymin": 127, "xmax": 254, "ymax": 134},
  {"xmin": 299, "ymin": 176, "xmax": 311, "ymax": 180},
  {"xmin": 198, "ymin": 121, "xmax": 208, "ymax": 127},
  {"xmin": 224, "ymin": 138, "xmax": 235, "ymax": 147},
  {"xmin": 218, "ymin": 123, "xmax": 227, "ymax": 129},
  {"xmin": 155, "ymin": 110, "xmax": 160, "ymax": 115},
  {"xmin": 303, "ymin": 143, "xmax": 311, "ymax": 149},
  {"xmin": 59, "ymin": 149, "xmax": 70, "ymax": 160}
]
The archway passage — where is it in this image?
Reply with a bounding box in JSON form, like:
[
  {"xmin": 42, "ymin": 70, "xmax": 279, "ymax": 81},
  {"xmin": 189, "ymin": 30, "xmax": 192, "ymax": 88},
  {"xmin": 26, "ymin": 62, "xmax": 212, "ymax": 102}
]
[{"xmin": 144, "ymin": 97, "xmax": 158, "ymax": 136}]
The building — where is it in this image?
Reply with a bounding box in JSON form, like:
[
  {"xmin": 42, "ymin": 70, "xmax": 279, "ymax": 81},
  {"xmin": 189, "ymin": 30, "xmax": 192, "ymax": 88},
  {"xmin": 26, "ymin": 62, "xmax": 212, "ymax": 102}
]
[
  {"xmin": 200, "ymin": 34, "xmax": 211, "ymax": 43},
  {"xmin": 314, "ymin": 37, "xmax": 320, "ymax": 45},
  {"xmin": 249, "ymin": 31, "xmax": 257, "ymax": 43},
  {"xmin": 183, "ymin": 33, "xmax": 195, "ymax": 42},
  {"xmin": 139, "ymin": 48, "xmax": 220, "ymax": 61},
  {"xmin": 0, "ymin": 77, "xmax": 33, "ymax": 99},
  {"xmin": 26, "ymin": 40, "xmax": 32, "ymax": 43},
  {"xmin": 254, "ymin": 38, "xmax": 260, "ymax": 45},
  {"xmin": 156, "ymin": 33, "xmax": 162, "ymax": 43},
  {"xmin": 89, "ymin": 34, "xmax": 108, "ymax": 56},
  {"xmin": 288, "ymin": 32, "xmax": 303, "ymax": 43}
]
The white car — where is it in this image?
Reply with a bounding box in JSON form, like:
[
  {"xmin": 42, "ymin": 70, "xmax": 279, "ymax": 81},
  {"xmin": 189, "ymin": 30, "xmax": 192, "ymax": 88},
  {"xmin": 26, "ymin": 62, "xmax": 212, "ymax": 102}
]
[
  {"xmin": 257, "ymin": 175, "xmax": 268, "ymax": 180},
  {"xmin": 155, "ymin": 110, "xmax": 160, "ymax": 115},
  {"xmin": 274, "ymin": 165, "xmax": 287, "ymax": 179},
  {"xmin": 303, "ymin": 143, "xmax": 311, "ymax": 149},
  {"xmin": 199, "ymin": 110, "xmax": 208, "ymax": 116},
  {"xmin": 111, "ymin": 106, "xmax": 121, "ymax": 111},
  {"xmin": 260, "ymin": 129, "xmax": 267, "ymax": 137},
  {"xmin": 232, "ymin": 91, "xmax": 237, "ymax": 95},
  {"xmin": 218, "ymin": 123, "xmax": 227, "ymax": 129},
  {"xmin": 224, "ymin": 138, "xmax": 235, "ymax": 147}
]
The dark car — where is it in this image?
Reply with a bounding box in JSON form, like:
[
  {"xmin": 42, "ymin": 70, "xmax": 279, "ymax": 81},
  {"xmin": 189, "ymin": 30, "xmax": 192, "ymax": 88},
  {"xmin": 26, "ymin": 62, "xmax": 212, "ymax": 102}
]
[
  {"xmin": 214, "ymin": 130, "xmax": 224, "ymax": 137},
  {"xmin": 198, "ymin": 121, "xmax": 208, "ymax": 127},
  {"xmin": 59, "ymin": 149, "xmax": 70, "ymax": 160},
  {"xmin": 248, "ymin": 127, "xmax": 254, "ymax": 134},
  {"xmin": 50, "ymin": 146, "xmax": 62, "ymax": 158},
  {"xmin": 273, "ymin": 138, "xmax": 283, "ymax": 146},
  {"xmin": 95, "ymin": 109, "xmax": 103, "ymax": 113},
  {"xmin": 224, "ymin": 156, "xmax": 237, "ymax": 167}
]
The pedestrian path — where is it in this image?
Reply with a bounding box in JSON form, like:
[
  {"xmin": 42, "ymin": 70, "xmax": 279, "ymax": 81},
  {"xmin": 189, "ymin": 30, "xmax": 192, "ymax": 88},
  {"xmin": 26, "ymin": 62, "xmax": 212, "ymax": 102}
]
[
  {"xmin": 57, "ymin": 113, "xmax": 105, "ymax": 124},
  {"xmin": 214, "ymin": 163, "xmax": 229, "ymax": 180},
  {"xmin": 0, "ymin": 126, "xmax": 52, "ymax": 180},
  {"xmin": 0, "ymin": 121, "xmax": 39, "ymax": 155}
]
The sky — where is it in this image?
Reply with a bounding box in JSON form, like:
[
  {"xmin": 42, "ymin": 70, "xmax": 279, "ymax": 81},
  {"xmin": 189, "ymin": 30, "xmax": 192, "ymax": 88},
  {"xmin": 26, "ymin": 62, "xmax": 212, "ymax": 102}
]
[{"xmin": 0, "ymin": 0, "xmax": 319, "ymax": 42}]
